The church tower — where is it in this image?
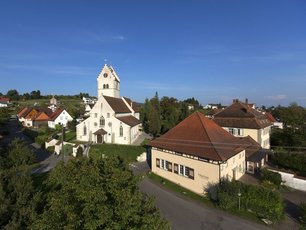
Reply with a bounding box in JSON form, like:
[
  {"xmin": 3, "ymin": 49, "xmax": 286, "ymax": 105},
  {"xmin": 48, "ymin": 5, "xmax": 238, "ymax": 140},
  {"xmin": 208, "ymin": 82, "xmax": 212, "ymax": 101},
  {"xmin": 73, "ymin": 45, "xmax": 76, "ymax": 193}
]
[{"xmin": 97, "ymin": 64, "xmax": 120, "ymax": 98}]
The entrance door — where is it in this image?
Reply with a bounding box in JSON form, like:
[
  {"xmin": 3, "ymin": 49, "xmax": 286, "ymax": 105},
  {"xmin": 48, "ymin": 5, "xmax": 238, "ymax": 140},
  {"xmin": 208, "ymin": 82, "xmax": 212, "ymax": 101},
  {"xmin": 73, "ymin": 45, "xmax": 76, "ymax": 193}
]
[{"xmin": 97, "ymin": 134, "xmax": 103, "ymax": 143}]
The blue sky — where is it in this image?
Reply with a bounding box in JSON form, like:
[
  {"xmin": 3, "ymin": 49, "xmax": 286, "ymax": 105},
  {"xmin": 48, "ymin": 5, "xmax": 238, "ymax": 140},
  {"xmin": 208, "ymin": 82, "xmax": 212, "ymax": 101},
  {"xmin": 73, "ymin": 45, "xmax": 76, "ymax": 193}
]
[{"xmin": 1, "ymin": 0, "xmax": 306, "ymax": 106}]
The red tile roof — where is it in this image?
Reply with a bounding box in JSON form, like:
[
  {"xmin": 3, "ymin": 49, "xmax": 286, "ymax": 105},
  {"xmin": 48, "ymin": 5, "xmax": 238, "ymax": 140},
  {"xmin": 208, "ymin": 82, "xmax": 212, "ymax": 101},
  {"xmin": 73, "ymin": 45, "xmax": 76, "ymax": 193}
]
[
  {"xmin": 49, "ymin": 108, "xmax": 65, "ymax": 121},
  {"xmin": 104, "ymin": 96, "xmax": 132, "ymax": 113},
  {"xmin": 148, "ymin": 112, "xmax": 245, "ymax": 161},
  {"xmin": 0, "ymin": 97, "xmax": 10, "ymax": 102},
  {"xmin": 116, "ymin": 115, "xmax": 141, "ymax": 127},
  {"xmin": 213, "ymin": 101, "xmax": 272, "ymax": 129},
  {"xmin": 265, "ymin": 112, "xmax": 276, "ymax": 123}
]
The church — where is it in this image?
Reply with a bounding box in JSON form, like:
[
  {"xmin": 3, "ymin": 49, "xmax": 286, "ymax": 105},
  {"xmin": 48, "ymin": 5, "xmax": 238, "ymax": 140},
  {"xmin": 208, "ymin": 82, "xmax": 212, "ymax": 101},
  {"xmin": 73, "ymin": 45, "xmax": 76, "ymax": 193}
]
[{"xmin": 76, "ymin": 64, "xmax": 141, "ymax": 145}]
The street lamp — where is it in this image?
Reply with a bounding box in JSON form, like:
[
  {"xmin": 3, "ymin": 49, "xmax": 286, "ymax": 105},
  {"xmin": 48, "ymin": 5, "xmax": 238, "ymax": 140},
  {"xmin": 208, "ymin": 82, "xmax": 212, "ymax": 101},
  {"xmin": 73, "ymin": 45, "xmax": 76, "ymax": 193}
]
[{"xmin": 238, "ymin": 189, "xmax": 241, "ymax": 211}]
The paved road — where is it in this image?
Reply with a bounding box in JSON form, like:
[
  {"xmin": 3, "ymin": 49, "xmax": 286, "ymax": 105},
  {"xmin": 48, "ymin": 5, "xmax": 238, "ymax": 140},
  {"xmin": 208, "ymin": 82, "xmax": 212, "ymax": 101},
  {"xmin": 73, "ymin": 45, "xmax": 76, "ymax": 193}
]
[
  {"xmin": 139, "ymin": 177, "xmax": 270, "ymax": 230},
  {"xmin": 132, "ymin": 162, "xmax": 270, "ymax": 230}
]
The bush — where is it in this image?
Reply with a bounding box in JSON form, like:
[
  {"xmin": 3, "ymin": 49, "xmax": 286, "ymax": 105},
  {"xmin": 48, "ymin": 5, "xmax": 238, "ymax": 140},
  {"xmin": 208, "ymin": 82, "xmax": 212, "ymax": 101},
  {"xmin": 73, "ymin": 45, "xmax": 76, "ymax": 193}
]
[
  {"xmin": 270, "ymin": 151, "xmax": 306, "ymax": 176},
  {"xmin": 260, "ymin": 168, "xmax": 282, "ymax": 187},
  {"xmin": 22, "ymin": 128, "xmax": 38, "ymax": 140},
  {"xmin": 46, "ymin": 146, "xmax": 55, "ymax": 153},
  {"xmin": 207, "ymin": 180, "xmax": 284, "ymax": 222}
]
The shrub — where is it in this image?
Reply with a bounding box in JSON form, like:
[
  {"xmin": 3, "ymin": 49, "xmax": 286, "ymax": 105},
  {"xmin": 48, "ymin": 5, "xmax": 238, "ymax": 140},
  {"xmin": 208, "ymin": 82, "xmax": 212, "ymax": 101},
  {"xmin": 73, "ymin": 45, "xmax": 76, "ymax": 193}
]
[
  {"xmin": 260, "ymin": 168, "xmax": 282, "ymax": 187},
  {"xmin": 46, "ymin": 146, "xmax": 55, "ymax": 153},
  {"xmin": 207, "ymin": 180, "xmax": 284, "ymax": 222}
]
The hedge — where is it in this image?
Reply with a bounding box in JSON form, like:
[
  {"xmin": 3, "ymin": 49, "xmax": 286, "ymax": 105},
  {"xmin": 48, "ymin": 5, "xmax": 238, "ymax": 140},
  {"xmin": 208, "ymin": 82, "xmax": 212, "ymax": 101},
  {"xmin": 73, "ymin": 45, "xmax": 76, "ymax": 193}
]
[
  {"xmin": 260, "ymin": 168, "xmax": 282, "ymax": 187},
  {"xmin": 208, "ymin": 180, "xmax": 284, "ymax": 222}
]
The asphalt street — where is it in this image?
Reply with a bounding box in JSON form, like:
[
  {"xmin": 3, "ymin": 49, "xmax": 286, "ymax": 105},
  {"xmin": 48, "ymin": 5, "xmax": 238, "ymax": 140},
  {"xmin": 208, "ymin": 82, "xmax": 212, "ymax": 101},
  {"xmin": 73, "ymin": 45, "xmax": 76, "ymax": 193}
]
[{"xmin": 139, "ymin": 177, "xmax": 271, "ymax": 230}]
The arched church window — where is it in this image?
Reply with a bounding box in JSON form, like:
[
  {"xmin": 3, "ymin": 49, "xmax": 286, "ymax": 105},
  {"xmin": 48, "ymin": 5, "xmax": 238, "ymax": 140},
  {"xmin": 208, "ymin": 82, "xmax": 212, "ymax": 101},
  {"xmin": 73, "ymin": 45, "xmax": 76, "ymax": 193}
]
[
  {"xmin": 83, "ymin": 124, "xmax": 87, "ymax": 136},
  {"xmin": 100, "ymin": 116, "xmax": 105, "ymax": 127},
  {"xmin": 119, "ymin": 125, "xmax": 123, "ymax": 137},
  {"xmin": 106, "ymin": 84, "xmax": 109, "ymax": 89}
]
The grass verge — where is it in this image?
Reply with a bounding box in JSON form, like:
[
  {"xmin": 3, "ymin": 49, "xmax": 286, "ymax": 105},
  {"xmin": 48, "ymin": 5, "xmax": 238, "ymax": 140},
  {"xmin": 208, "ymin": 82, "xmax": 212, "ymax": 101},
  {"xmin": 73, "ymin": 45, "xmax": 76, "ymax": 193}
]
[{"xmin": 90, "ymin": 144, "xmax": 145, "ymax": 163}]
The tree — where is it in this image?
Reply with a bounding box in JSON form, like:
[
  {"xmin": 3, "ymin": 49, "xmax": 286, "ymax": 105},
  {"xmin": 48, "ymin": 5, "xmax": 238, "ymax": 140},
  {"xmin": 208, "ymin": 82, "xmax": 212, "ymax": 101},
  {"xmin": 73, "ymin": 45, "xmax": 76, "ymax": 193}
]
[
  {"xmin": 30, "ymin": 90, "xmax": 41, "ymax": 99},
  {"xmin": 148, "ymin": 92, "xmax": 161, "ymax": 136},
  {"xmin": 0, "ymin": 168, "xmax": 42, "ymax": 229},
  {"xmin": 0, "ymin": 138, "xmax": 36, "ymax": 170},
  {"xmin": 6, "ymin": 89, "xmax": 20, "ymax": 101},
  {"xmin": 33, "ymin": 157, "xmax": 169, "ymax": 229}
]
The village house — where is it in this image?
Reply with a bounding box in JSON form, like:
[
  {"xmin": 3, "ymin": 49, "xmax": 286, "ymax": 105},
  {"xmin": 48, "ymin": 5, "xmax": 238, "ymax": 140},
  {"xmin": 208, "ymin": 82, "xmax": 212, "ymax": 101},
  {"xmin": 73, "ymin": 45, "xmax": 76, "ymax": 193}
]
[
  {"xmin": 76, "ymin": 64, "xmax": 141, "ymax": 145},
  {"xmin": 213, "ymin": 99, "xmax": 272, "ymax": 149},
  {"xmin": 17, "ymin": 107, "xmax": 73, "ymax": 129},
  {"xmin": 148, "ymin": 111, "xmax": 250, "ymax": 195},
  {"xmin": 0, "ymin": 97, "xmax": 10, "ymax": 108}
]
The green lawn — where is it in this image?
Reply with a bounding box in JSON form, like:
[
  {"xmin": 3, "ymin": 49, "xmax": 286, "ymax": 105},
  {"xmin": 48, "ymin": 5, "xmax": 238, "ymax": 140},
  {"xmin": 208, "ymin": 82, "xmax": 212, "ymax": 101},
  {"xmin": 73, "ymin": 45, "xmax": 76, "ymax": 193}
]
[
  {"xmin": 64, "ymin": 131, "xmax": 76, "ymax": 142},
  {"xmin": 89, "ymin": 144, "xmax": 146, "ymax": 163}
]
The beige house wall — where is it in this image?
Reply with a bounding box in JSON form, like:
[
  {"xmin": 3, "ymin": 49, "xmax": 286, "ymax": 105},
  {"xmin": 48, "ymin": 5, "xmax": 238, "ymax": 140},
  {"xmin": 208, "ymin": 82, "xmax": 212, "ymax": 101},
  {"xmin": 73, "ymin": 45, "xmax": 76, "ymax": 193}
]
[
  {"xmin": 220, "ymin": 150, "xmax": 245, "ymax": 180},
  {"xmin": 152, "ymin": 149, "xmax": 220, "ymax": 195}
]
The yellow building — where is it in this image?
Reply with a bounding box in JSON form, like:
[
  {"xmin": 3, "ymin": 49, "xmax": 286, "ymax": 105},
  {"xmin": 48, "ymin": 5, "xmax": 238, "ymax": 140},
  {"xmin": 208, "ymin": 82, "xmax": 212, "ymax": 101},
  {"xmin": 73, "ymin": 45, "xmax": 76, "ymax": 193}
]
[
  {"xmin": 213, "ymin": 99, "xmax": 272, "ymax": 149},
  {"xmin": 148, "ymin": 112, "xmax": 248, "ymax": 195}
]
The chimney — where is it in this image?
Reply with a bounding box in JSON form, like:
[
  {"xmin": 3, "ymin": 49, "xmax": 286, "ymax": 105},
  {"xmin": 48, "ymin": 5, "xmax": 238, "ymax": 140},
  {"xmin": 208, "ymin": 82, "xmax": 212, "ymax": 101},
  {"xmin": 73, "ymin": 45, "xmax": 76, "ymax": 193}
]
[
  {"xmin": 245, "ymin": 98, "xmax": 248, "ymax": 104},
  {"xmin": 233, "ymin": 98, "xmax": 239, "ymax": 103}
]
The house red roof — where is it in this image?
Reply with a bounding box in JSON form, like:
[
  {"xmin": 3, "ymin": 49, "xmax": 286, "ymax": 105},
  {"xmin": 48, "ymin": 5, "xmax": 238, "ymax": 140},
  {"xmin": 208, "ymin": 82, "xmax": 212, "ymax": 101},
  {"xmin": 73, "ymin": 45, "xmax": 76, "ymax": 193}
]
[
  {"xmin": 104, "ymin": 96, "xmax": 132, "ymax": 113},
  {"xmin": 265, "ymin": 112, "xmax": 276, "ymax": 123},
  {"xmin": 0, "ymin": 97, "xmax": 10, "ymax": 102},
  {"xmin": 148, "ymin": 112, "xmax": 245, "ymax": 161},
  {"xmin": 49, "ymin": 108, "xmax": 65, "ymax": 121},
  {"xmin": 116, "ymin": 115, "xmax": 141, "ymax": 127},
  {"xmin": 213, "ymin": 101, "xmax": 272, "ymax": 129}
]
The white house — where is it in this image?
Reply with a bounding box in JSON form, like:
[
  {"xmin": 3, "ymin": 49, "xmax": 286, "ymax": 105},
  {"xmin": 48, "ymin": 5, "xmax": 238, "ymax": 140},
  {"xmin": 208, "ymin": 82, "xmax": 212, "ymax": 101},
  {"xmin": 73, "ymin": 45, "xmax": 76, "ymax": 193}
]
[
  {"xmin": 76, "ymin": 64, "xmax": 141, "ymax": 145},
  {"xmin": 48, "ymin": 108, "xmax": 73, "ymax": 128}
]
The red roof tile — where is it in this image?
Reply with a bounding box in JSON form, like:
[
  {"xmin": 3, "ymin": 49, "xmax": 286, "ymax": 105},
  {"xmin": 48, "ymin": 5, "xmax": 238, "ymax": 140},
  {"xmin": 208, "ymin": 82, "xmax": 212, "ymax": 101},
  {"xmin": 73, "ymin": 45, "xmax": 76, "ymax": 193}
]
[
  {"xmin": 148, "ymin": 112, "xmax": 245, "ymax": 161},
  {"xmin": 213, "ymin": 101, "xmax": 272, "ymax": 129},
  {"xmin": 49, "ymin": 108, "xmax": 64, "ymax": 121}
]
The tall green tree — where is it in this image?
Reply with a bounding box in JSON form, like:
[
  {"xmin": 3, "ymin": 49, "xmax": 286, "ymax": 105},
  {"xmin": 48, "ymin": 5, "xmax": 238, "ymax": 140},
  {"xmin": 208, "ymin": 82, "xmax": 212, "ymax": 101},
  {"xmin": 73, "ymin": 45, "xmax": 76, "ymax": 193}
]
[
  {"xmin": 148, "ymin": 92, "xmax": 161, "ymax": 136},
  {"xmin": 33, "ymin": 157, "xmax": 169, "ymax": 229},
  {"xmin": 6, "ymin": 89, "xmax": 20, "ymax": 101}
]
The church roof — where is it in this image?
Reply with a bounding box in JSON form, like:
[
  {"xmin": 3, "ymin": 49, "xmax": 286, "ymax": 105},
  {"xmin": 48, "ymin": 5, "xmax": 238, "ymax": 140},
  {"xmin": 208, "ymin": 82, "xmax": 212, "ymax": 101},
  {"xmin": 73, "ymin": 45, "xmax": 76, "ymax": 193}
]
[
  {"xmin": 104, "ymin": 96, "xmax": 132, "ymax": 113},
  {"xmin": 148, "ymin": 112, "xmax": 245, "ymax": 161},
  {"xmin": 123, "ymin": 97, "xmax": 140, "ymax": 112},
  {"xmin": 213, "ymin": 101, "xmax": 272, "ymax": 129},
  {"xmin": 116, "ymin": 115, "xmax": 141, "ymax": 127}
]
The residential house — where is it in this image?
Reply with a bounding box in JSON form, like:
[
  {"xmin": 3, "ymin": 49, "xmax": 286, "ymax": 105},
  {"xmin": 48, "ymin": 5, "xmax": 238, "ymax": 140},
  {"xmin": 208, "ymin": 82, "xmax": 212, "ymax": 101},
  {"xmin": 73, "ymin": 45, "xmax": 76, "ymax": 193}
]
[
  {"xmin": 18, "ymin": 107, "xmax": 73, "ymax": 129},
  {"xmin": 240, "ymin": 136, "xmax": 270, "ymax": 174},
  {"xmin": 76, "ymin": 64, "xmax": 141, "ymax": 145},
  {"xmin": 0, "ymin": 97, "xmax": 10, "ymax": 108},
  {"xmin": 203, "ymin": 103, "xmax": 220, "ymax": 110},
  {"xmin": 265, "ymin": 112, "xmax": 283, "ymax": 129},
  {"xmin": 213, "ymin": 99, "xmax": 272, "ymax": 149},
  {"xmin": 148, "ymin": 112, "xmax": 247, "ymax": 195},
  {"xmin": 48, "ymin": 108, "xmax": 73, "ymax": 128}
]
